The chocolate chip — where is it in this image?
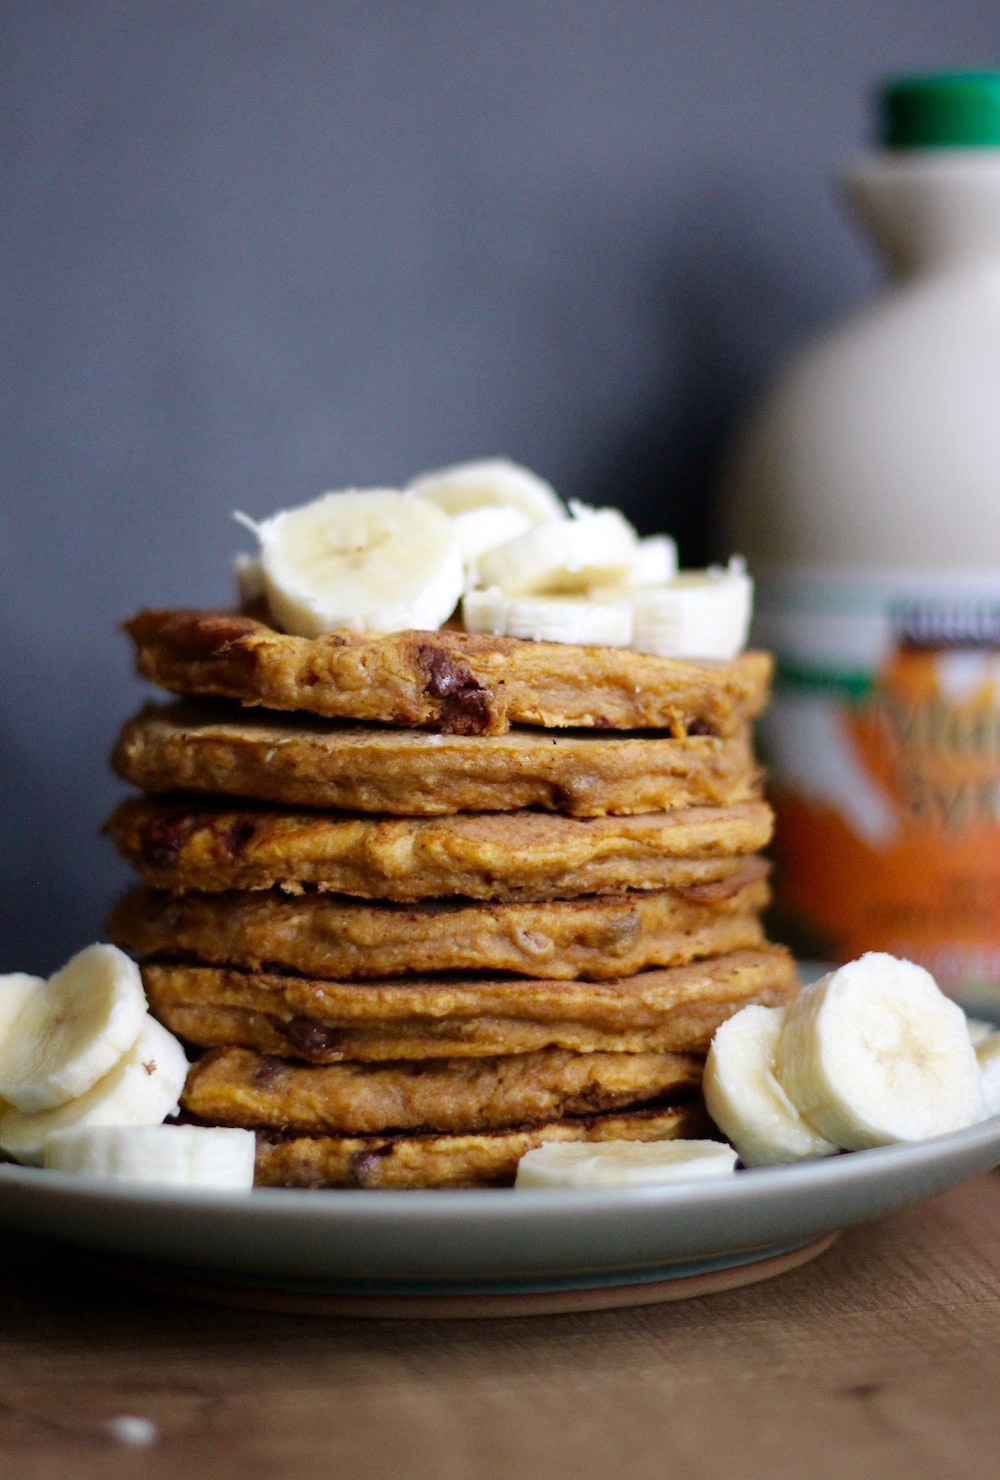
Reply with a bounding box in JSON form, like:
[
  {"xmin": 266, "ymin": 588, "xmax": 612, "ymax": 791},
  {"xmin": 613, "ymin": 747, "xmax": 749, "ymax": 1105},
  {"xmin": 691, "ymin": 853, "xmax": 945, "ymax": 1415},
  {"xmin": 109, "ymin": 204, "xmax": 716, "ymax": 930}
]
[
  {"xmin": 416, "ymin": 644, "xmax": 491, "ymax": 735},
  {"xmin": 348, "ymin": 1143, "xmax": 393, "ymax": 1185},
  {"xmin": 251, "ymin": 1056, "xmax": 284, "ymax": 1088},
  {"xmin": 220, "ymin": 817, "xmax": 257, "ymax": 859},
  {"xmin": 419, "ymin": 646, "xmax": 465, "ymax": 699},
  {"xmin": 140, "ymin": 816, "xmax": 190, "ymax": 870},
  {"xmin": 283, "ymin": 1016, "xmax": 346, "ymax": 1060}
]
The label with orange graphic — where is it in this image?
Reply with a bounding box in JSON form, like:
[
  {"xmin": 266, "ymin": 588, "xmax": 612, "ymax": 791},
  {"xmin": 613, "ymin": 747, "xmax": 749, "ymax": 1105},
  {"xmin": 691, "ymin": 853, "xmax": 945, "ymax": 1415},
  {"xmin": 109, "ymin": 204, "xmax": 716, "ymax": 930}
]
[{"xmin": 755, "ymin": 569, "xmax": 1000, "ymax": 1012}]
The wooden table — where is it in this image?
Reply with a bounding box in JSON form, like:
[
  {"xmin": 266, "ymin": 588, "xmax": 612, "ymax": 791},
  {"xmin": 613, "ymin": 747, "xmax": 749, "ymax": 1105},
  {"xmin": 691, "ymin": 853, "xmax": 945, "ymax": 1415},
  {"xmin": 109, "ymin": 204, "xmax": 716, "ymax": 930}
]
[{"xmin": 3, "ymin": 1174, "xmax": 1000, "ymax": 1479}]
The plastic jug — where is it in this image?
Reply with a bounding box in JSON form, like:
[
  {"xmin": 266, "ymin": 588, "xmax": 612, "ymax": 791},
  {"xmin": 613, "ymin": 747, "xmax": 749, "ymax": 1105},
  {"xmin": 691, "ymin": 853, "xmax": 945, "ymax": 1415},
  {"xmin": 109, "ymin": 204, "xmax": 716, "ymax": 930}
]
[{"xmin": 718, "ymin": 73, "xmax": 1000, "ymax": 1012}]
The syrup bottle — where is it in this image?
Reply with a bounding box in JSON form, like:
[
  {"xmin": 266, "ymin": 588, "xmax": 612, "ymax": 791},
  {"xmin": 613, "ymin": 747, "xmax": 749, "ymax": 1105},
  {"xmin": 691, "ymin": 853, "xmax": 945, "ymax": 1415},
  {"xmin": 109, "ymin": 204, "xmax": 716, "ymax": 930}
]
[{"xmin": 719, "ymin": 74, "xmax": 1000, "ymax": 1013}]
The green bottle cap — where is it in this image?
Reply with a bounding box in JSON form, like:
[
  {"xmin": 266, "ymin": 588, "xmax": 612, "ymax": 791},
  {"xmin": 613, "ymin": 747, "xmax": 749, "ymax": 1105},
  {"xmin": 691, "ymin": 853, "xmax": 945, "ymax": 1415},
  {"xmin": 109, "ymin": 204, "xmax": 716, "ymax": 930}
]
[{"xmin": 882, "ymin": 73, "xmax": 1000, "ymax": 149}]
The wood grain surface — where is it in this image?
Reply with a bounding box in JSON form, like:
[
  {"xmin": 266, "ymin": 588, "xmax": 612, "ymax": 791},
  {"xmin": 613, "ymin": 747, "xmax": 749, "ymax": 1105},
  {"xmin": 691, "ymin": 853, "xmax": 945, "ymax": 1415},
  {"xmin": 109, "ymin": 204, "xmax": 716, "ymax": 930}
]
[{"xmin": 3, "ymin": 1175, "xmax": 1000, "ymax": 1479}]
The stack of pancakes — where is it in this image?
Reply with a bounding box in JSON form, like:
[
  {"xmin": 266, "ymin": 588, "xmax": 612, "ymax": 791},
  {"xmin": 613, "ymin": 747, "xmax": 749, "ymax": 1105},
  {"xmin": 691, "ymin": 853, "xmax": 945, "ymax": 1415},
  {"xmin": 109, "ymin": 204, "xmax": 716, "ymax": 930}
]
[{"xmin": 104, "ymin": 608, "xmax": 796, "ymax": 1188}]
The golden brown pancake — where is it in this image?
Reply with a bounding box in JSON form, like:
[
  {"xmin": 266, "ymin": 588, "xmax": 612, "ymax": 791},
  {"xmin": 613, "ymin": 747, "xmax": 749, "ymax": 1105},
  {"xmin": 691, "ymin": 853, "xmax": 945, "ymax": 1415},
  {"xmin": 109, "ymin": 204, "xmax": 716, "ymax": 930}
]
[
  {"xmin": 105, "ymin": 796, "xmax": 773, "ymax": 901},
  {"xmin": 181, "ymin": 1044, "xmax": 702, "ymax": 1135},
  {"xmin": 124, "ymin": 609, "xmax": 772, "ymax": 736},
  {"xmin": 108, "ymin": 876, "xmax": 770, "ymax": 981},
  {"xmin": 145, "ymin": 946, "xmax": 796, "ymax": 1061},
  {"xmin": 251, "ymin": 1102, "xmax": 712, "ymax": 1189},
  {"xmin": 112, "ymin": 701, "xmax": 762, "ymax": 817}
]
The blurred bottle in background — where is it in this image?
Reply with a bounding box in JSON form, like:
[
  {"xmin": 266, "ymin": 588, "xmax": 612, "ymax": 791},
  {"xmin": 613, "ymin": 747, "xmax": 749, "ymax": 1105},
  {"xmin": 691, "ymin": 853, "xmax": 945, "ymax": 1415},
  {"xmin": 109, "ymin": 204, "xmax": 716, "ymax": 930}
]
[{"xmin": 718, "ymin": 73, "xmax": 1000, "ymax": 1014}]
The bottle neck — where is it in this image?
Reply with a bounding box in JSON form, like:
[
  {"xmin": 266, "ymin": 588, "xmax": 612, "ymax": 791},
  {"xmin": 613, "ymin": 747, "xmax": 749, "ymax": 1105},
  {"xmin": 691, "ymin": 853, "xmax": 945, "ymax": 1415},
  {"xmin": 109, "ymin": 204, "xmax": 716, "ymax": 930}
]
[{"xmin": 842, "ymin": 149, "xmax": 1000, "ymax": 278}]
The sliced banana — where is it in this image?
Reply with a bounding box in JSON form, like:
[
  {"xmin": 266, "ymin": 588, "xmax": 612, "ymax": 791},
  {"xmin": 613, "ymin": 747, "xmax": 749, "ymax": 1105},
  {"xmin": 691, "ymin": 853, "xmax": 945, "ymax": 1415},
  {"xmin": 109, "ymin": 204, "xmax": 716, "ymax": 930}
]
[
  {"xmin": 44, "ymin": 1123, "xmax": 256, "ymax": 1190},
  {"xmin": 775, "ymin": 953, "xmax": 985, "ymax": 1150},
  {"xmin": 624, "ymin": 558, "xmax": 753, "ymax": 660},
  {"xmin": 0, "ymin": 945, "xmax": 146, "ymax": 1114},
  {"xmin": 450, "ymin": 505, "xmax": 533, "ymax": 564},
  {"xmin": 476, "ymin": 504, "xmax": 638, "ymax": 596},
  {"xmin": 235, "ymin": 489, "xmax": 464, "ymax": 637},
  {"xmin": 975, "ymin": 1034, "xmax": 1000, "ymax": 1116},
  {"xmin": 621, "ymin": 535, "xmax": 679, "ymax": 588},
  {"xmin": 0, "ymin": 1016, "xmax": 189, "ymax": 1166},
  {"xmin": 405, "ymin": 458, "xmax": 565, "ymax": 525},
  {"xmin": 462, "ymin": 587, "xmax": 633, "ymax": 646},
  {"xmin": 234, "ymin": 552, "xmax": 265, "ymax": 606},
  {"xmin": 702, "ymin": 1005, "xmax": 837, "ymax": 1167},
  {"xmin": 514, "ymin": 1138, "xmax": 737, "ymax": 1188},
  {"xmin": 0, "ymin": 973, "xmax": 43, "ymax": 1050},
  {"xmin": 460, "ymin": 585, "xmax": 506, "ymax": 635},
  {"xmin": 965, "ymin": 1015, "xmax": 996, "ymax": 1047}
]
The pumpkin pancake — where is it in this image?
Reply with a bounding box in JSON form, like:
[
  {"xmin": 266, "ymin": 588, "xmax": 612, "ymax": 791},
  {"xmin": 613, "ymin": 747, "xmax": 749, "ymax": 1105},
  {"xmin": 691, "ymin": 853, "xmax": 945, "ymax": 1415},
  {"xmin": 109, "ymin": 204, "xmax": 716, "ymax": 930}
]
[
  {"xmin": 124, "ymin": 609, "xmax": 771, "ymax": 736},
  {"xmin": 181, "ymin": 1044, "xmax": 703, "ymax": 1136},
  {"xmin": 144, "ymin": 946, "xmax": 796, "ymax": 1061},
  {"xmin": 251, "ymin": 1102, "xmax": 712, "ymax": 1189},
  {"xmin": 108, "ymin": 876, "xmax": 770, "ymax": 981},
  {"xmin": 111, "ymin": 701, "xmax": 761, "ymax": 817},
  {"xmin": 105, "ymin": 796, "xmax": 773, "ymax": 901}
]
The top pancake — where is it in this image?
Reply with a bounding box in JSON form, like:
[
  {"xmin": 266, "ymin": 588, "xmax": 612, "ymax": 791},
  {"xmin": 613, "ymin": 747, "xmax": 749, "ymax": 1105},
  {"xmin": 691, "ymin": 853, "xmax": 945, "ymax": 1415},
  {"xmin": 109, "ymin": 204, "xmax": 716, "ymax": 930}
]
[{"xmin": 124, "ymin": 609, "xmax": 771, "ymax": 736}]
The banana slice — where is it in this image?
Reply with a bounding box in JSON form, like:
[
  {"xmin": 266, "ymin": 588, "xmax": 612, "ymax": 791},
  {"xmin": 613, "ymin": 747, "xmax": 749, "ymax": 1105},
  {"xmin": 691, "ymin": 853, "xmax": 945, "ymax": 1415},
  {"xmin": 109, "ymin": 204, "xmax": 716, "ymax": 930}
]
[
  {"xmin": 0, "ymin": 945, "xmax": 146, "ymax": 1114},
  {"xmin": 476, "ymin": 504, "xmax": 638, "ymax": 596},
  {"xmin": 234, "ymin": 552, "xmax": 265, "ymax": 606},
  {"xmin": 460, "ymin": 585, "xmax": 506, "ymax": 634},
  {"xmin": 44, "ymin": 1123, "xmax": 256, "ymax": 1190},
  {"xmin": 775, "ymin": 953, "xmax": 985, "ymax": 1149},
  {"xmin": 405, "ymin": 458, "xmax": 565, "ymax": 525},
  {"xmin": 462, "ymin": 587, "xmax": 633, "ymax": 646},
  {"xmin": 621, "ymin": 535, "xmax": 679, "ymax": 588},
  {"xmin": 702, "ymin": 1005, "xmax": 837, "ymax": 1167},
  {"xmin": 451, "ymin": 505, "xmax": 533, "ymax": 564},
  {"xmin": 975, "ymin": 1034, "xmax": 1000, "ymax": 1116},
  {"xmin": 965, "ymin": 1015, "xmax": 995, "ymax": 1046},
  {"xmin": 514, "ymin": 1139, "xmax": 737, "ymax": 1188},
  {"xmin": 235, "ymin": 489, "xmax": 464, "ymax": 637},
  {"xmin": 0, "ymin": 973, "xmax": 43, "ymax": 1049},
  {"xmin": 627, "ymin": 559, "xmax": 753, "ymax": 660},
  {"xmin": 0, "ymin": 1016, "xmax": 189, "ymax": 1165}
]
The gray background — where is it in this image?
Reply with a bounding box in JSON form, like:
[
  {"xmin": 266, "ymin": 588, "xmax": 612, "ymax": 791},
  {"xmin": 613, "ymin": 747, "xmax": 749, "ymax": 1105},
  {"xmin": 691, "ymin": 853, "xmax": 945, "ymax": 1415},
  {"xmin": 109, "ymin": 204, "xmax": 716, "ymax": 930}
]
[{"xmin": 3, "ymin": 1, "xmax": 999, "ymax": 973}]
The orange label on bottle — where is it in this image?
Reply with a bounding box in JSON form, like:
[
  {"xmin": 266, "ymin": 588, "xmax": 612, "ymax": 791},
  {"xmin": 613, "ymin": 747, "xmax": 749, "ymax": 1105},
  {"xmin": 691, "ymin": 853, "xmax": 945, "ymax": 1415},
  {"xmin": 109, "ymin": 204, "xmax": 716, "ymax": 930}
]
[{"xmin": 757, "ymin": 570, "xmax": 1000, "ymax": 1009}]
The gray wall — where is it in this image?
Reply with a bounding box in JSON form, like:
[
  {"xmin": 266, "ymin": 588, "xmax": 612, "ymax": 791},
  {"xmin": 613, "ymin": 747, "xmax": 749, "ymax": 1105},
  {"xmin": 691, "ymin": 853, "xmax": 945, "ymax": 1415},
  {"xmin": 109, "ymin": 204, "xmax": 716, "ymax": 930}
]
[{"xmin": 3, "ymin": 1, "xmax": 999, "ymax": 972}]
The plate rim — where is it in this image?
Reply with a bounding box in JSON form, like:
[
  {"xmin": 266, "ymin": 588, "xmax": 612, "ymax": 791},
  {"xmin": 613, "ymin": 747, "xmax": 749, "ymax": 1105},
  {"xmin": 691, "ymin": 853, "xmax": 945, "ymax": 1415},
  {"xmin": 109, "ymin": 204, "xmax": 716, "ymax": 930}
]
[
  {"xmin": 3, "ymin": 1112, "xmax": 999, "ymax": 1222},
  {"xmin": 3, "ymin": 1115, "xmax": 998, "ymax": 1292}
]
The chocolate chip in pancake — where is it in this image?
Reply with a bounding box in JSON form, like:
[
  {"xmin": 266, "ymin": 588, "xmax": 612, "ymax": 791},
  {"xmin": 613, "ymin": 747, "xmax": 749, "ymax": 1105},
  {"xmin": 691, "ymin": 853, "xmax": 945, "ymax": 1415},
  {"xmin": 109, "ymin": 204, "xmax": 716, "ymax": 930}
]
[{"xmin": 124, "ymin": 609, "xmax": 772, "ymax": 736}]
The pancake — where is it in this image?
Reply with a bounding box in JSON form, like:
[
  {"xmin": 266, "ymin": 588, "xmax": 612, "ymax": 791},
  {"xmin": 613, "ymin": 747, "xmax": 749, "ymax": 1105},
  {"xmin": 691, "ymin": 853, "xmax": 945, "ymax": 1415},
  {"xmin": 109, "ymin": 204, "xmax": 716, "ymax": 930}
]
[
  {"xmin": 108, "ymin": 876, "xmax": 770, "ymax": 981},
  {"xmin": 251, "ymin": 1102, "xmax": 712, "ymax": 1189},
  {"xmin": 144, "ymin": 947, "xmax": 796, "ymax": 1061},
  {"xmin": 105, "ymin": 796, "xmax": 773, "ymax": 900},
  {"xmin": 180, "ymin": 1044, "xmax": 703, "ymax": 1135},
  {"xmin": 124, "ymin": 609, "xmax": 772, "ymax": 736},
  {"xmin": 111, "ymin": 701, "xmax": 761, "ymax": 817}
]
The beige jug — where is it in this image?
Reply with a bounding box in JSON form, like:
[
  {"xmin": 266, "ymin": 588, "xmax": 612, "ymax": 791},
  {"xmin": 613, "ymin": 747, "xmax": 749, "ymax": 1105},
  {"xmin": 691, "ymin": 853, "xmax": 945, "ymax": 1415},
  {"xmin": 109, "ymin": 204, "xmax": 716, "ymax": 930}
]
[{"xmin": 719, "ymin": 73, "xmax": 1000, "ymax": 1012}]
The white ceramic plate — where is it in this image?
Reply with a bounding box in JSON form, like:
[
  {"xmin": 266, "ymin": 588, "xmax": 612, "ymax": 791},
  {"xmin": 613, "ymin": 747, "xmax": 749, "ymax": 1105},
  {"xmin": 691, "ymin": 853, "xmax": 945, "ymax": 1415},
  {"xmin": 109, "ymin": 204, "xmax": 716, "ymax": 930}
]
[{"xmin": 2, "ymin": 1116, "xmax": 999, "ymax": 1300}]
